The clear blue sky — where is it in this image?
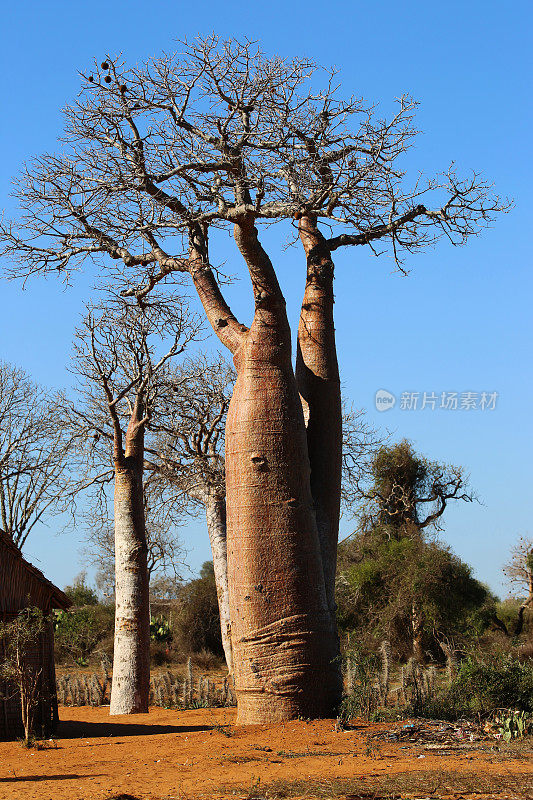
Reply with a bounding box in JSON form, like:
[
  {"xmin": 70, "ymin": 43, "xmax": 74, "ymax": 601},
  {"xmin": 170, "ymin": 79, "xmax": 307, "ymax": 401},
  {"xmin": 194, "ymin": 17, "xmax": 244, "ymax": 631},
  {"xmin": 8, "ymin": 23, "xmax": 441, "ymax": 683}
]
[{"xmin": 0, "ymin": 0, "xmax": 531, "ymax": 596}]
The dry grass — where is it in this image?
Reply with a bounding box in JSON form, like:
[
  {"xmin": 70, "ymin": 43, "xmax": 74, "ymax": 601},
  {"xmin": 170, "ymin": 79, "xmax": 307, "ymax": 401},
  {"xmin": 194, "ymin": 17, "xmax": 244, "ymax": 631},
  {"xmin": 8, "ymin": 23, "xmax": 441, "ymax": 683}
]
[{"xmin": 220, "ymin": 769, "xmax": 533, "ymax": 800}]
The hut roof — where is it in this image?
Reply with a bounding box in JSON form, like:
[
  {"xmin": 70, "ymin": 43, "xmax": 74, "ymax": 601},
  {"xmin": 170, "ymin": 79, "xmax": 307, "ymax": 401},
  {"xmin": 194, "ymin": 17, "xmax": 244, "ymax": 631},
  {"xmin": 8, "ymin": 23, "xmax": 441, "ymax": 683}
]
[{"xmin": 0, "ymin": 530, "xmax": 71, "ymax": 612}]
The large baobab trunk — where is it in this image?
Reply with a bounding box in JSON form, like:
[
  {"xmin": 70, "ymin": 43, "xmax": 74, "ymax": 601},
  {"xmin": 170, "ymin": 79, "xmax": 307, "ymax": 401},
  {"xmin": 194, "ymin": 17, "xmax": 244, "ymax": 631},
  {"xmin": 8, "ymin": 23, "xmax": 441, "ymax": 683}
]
[
  {"xmin": 296, "ymin": 215, "xmax": 342, "ymax": 616},
  {"xmin": 222, "ymin": 220, "xmax": 340, "ymax": 724},
  {"xmin": 226, "ymin": 317, "xmax": 340, "ymax": 723},
  {"xmin": 110, "ymin": 413, "xmax": 150, "ymax": 715},
  {"xmin": 205, "ymin": 492, "xmax": 233, "ymax": 674},
  {"xmin": 191, "ymin": 218, "xmax": 342, "ymax": 723}
]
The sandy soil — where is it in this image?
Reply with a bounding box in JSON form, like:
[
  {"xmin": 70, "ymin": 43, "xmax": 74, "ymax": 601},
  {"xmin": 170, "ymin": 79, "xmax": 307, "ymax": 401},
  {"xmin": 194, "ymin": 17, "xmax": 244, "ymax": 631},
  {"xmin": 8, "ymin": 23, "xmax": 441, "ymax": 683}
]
[{"xmin": 0, "ymin": 706, "xmax": 531, "ymax": 800}]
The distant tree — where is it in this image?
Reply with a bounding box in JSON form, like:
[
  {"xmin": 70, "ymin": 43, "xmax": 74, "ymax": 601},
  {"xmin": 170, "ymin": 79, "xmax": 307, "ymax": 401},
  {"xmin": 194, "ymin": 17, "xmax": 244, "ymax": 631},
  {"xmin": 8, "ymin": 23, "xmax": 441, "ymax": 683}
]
[
  {"xmin": 337, "ymin": 533, "xmax": 492, "ymax": 660},
  {"xmin": 337, "ymin": 441, "xmax": 486, "ymax": 660},
  {"xmin": 357, "ymin": 439, "xmax": 474, "ymax": 535},
  {"xmin": 149, "ymin": 574, "xmax": 182, "ymax": 602},
  {"xmin": 64, "ymin": 571, "xmax": 99, "ymax": 606},
  {"xmin": 174, "ymin": 562, "xmax": 224, "ymax": 658},
  {"xmin": 53, "ymin": 605, "xmax": 113, "ymax": 667},
  {"xmin": 504, "ymin": 536, "xmax": 533, "ymax": 636},
  {"xmin": 0, "ymin": 361, "xmax": 75, "ymax": 550}
]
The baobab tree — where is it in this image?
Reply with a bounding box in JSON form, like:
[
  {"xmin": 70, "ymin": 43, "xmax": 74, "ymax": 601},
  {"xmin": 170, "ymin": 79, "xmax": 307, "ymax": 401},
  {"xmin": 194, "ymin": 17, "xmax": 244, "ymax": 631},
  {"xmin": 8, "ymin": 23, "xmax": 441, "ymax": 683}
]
[
  {"xmin": 0, "ymin": 37, "xmax": 506, "ymax": 722},
  {"xmin": 71, "ymin": 290, "xmax": 199, "ymax": 713},
  {"xmin": 81, "ymin": 484, "xmax": 187, "ymax": 599}
]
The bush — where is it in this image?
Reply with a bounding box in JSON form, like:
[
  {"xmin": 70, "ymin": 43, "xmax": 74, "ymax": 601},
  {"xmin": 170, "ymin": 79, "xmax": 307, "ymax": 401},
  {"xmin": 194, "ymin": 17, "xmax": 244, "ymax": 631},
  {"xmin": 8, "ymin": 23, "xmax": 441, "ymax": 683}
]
[
  {"xmin": 64, "ymin": 572, "xmax": 99, "ymax": 606},
  {"xmin": 0, "ymin": 608, "xmax": 47, "ymax": 745},
  {"xmin": 336, "ymin": 533, "xmax": 493, "ymax": 661},
  {"xmin": 54, "ymin": 604, "xmax": 114, "ymax": 666},
  {"xmin": 415, "ymin": 652, "xmax": 533, "ymax": 720},
  {"xmin": 150, "ymin": 642, "xmax": 173, "ymax": 667},
  {"xmin": 453, "ymin": 653, "xmax": 533, "ymax": 713},
  {"xmin": 173, "ymin": 562, "xmax": 224, "ymax": 658}
]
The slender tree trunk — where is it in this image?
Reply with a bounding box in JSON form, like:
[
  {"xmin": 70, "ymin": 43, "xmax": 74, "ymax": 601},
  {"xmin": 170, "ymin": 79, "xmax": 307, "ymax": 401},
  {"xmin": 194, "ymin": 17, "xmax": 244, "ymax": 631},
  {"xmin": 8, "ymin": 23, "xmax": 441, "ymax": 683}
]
[
  {"xmin": 205, "ymin": 492, "xmax": 233, "ymax": 674},
  {"xmin": 110, "ymin": 411, "xmax": 150, "ymax": 715},
  {"xmin": 411, "ymin": 601, "xmax": 424, "ymax": 663},
  {"xmin": 295, "ymin": 215, "xmax": 342, "ymax": 616}
]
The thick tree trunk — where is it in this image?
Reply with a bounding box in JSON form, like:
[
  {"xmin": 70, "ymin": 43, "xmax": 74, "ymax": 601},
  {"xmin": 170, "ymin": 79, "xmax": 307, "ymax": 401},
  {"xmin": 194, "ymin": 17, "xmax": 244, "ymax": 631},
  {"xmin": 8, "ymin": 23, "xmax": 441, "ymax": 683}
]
[
  {"xmin": 191, "ymin": 218, "xmax": 342, "ymax": 723},
  {"xmin": 295, "ymin": 215, "xmax": 342, "ymax": 617},
  {"xmin": 226, "ymin": 318, "xmax": 341, "ymax": 722},
  {"xmin": 110, "ymin": 416, "xmax": 150, "ymax": 715},
  {"xmin": 205, "ymin": 492, "xmax": 233, "ymax": 674}
]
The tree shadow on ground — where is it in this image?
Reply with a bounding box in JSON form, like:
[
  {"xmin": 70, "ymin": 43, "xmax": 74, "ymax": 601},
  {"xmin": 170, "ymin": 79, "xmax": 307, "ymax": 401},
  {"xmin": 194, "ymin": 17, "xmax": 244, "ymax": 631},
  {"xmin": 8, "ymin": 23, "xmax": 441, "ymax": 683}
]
[
  {"xmin": 57, "ymin": 719, "xmax": 212, "ymax": 739},
  {"xmin": 0, "ymin": 774, "xmax": 105, "ymax": 782}
]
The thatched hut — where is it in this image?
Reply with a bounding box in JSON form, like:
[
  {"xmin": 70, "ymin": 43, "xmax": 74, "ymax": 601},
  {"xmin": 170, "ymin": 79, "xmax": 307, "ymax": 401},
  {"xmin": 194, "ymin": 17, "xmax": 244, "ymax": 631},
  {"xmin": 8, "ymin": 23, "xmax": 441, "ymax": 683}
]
[{"xmin": 0, "ymin": 529, "xmax": 71, "ymax": 740}]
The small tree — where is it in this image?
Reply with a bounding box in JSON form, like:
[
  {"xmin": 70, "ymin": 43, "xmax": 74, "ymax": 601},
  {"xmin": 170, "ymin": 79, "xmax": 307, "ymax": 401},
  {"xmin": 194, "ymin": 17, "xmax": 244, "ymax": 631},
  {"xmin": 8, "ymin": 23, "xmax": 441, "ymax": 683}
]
[
  {"xmin": 504, "ymin": 536, "xmax": 533, "ymax": 636},
  {"xmin": 64, "ymin": 571, "xmax": 99, "ymax": 606},
  {"xmin": 174, "ymin": 562, "xmax": 224, "ymax": 658},
  {"xmin": 337, "ymin": 440, "xmax": 484, "ymax": 661},
  {"xmin": 0, "ymin": 608, "xmax": 47, "ymax": 745}
]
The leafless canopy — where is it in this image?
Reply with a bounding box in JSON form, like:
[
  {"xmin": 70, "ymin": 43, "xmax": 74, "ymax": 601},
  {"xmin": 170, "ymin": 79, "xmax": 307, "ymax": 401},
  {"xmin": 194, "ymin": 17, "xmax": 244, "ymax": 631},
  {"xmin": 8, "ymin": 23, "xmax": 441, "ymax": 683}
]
[
  {"xmin": 70, "ymin": 287, "xmax": 201, "ymax": 473},
  {"xmin": 149, "ymin": 353, "xmax": 234, "ymax": 507},
  {"xmin": 0, "ymin": 36, "xmax": 508, "ymax": 299},
  {"xmin": 0, "ymin": 361, "xmax": 76, "ymax": 549},
  {"xmin": 503, "ymin": 536, "xmax": 533, "ymax": 593},
  {"xmin": 68, "ymin": 288, "xmax": 202, "ymax": 585},
  {"xmin": 341, "ymin": 404, "xmax": 389, "ymax": 513}
]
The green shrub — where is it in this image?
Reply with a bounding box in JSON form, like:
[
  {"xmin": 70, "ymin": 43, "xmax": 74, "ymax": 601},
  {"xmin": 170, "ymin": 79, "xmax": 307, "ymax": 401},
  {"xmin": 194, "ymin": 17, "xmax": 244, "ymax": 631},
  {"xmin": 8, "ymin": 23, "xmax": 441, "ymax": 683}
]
[
  {"xmin": 173, "ymin": 562, "xmax": 224, "ymax": 658},
  {"xmin": 453, "ymin": 653, "xmax": 533, "ymax": 713},
  {"xmin": 414, "ymin": 652, "xmax": 533, "ymax": 720},
  {"xmin": 54, "ymin": 604, "xmax": 113, "ymax": 665},
  {"xmin": 64, "ymin": 572, "xmax": 99, "ymax": 606}
]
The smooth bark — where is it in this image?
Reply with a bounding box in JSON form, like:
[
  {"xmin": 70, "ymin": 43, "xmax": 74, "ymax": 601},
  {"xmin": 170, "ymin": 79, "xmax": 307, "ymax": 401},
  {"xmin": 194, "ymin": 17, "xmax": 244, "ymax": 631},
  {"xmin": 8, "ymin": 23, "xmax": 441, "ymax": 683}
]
[
  {"xmin": 295, "ymin": 215, "xmax": 342, "ymax": 615},
  {"xmin": 222, "ymin": 218, "xmax": 341, "ymax": 723},
  {"xmin": 205, "ymin": 492, "xmax": 233, "ymax": 674},
  {"xmin": 110, "ymin": 408, "xmax": 150, "ymax": 715}
]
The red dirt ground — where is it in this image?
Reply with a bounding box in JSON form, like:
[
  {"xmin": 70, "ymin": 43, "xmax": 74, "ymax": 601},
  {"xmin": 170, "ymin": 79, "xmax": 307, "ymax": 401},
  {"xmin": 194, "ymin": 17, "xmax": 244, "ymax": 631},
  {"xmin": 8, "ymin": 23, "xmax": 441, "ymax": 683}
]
[{"xmin": 0, "ymin": 706, "xmax": 531, "ymax": 800}]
